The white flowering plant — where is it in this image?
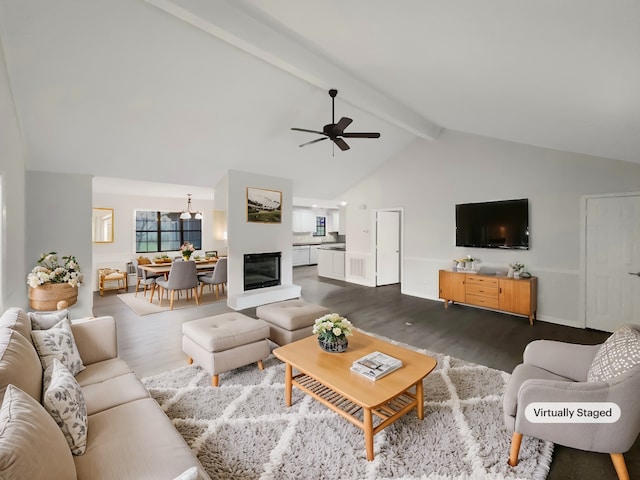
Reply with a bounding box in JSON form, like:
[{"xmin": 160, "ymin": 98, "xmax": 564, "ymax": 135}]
[
  {"xmin": 180, "ymin": 241, "xmax": 195, "ymax": 258},
  {"xmin": 27, "ymin": 252, "xmax": 83, "ymax": 288},
  {"xmin": 312, "ymin": 313, "xmax": 354, "ymax": 341},
  {"xmin": 510, "ymin": 262, "xmax": 525, "ymax": 272}
]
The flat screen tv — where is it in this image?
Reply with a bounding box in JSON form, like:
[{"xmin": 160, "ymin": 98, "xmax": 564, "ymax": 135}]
[{"xmin": 456, "ymin": 199, "xmax": 529, "ymax": 249}]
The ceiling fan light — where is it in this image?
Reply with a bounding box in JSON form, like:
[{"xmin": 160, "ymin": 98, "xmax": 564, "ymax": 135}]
[
  {"xmin": 180, "ymin": 211, "xmax": 191, "ymax": 220},
  {"xmin": 194, "ymin": 212, "xmax": 203, "ymax": 220}
]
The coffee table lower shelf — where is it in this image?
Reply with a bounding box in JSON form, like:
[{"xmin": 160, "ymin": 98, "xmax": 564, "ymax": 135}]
[{"xmin": 291, "ymin": 371, "xmax": 422, "ymax": 460}]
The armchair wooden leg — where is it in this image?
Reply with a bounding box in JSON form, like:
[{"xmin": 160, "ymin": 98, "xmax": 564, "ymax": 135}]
[
  {"xmin": 508, "ymin": 432, "xmax": 523, "ymax": 467},
  {"xmin": 212, "ymin": 375, "xmax": 219, "ymax": 387},
  {"xmin": 610, "ymin": 453, "xmax": 629, "ymax": 480},
  {"xmin": 257, "ymin": 360, "xmax": 264, "ymax": 370},
  {"xmin": 187, "ymin": 356, "xmax": 193, "ymax": 365}
]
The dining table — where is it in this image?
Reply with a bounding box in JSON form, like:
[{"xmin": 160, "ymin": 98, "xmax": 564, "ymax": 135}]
[{"xmin": 139, "ymin": 258, "xmax": 219, "ymax": 303}]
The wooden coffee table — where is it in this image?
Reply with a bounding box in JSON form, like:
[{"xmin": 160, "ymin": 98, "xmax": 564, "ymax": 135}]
[{"xmin": 273, "ymin": 330, "xmax": 437, "ymax": 460}]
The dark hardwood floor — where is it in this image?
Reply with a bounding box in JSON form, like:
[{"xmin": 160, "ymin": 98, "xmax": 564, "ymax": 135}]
[{"xmin": 92, "ymin": 265, "xmax": 637, "ymax": 480}]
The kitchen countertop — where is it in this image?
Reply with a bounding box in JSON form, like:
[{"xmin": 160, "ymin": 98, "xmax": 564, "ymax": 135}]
[
  {"xmin": 318, "ymin": 245, "xmax": 346, "ymax": 251},
  {"xmin": 292, "ymin": 242, "xmax": 342, "ymax": 246}
]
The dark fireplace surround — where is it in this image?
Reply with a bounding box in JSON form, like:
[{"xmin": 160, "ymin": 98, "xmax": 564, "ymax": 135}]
[{"xmin": 244, "ymin": 252, "xmax": 282, "ymax": 291}]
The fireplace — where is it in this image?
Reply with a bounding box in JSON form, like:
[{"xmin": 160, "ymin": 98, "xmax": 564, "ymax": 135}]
[{"xmin": 244, "ymin": 252, "xmax": 282, "ymax": 291}]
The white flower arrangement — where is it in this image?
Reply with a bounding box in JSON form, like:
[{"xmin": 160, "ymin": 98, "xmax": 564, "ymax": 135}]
[
  {"xmin": 509, "ymin": 262, "xmax": 525, "ymax": 272},
  {"xmin": 312, "ymin": 313, "xmax": 354, "ymax": 340},
  {"xmin": 27, "ymin": 252, "xmax": 83, "ymax": 288}
]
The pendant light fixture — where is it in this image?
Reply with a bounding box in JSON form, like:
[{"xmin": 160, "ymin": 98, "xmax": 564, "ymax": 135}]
[{"xmin": 180, "ymin": 194, "xmax": 203, "ymax": 220}]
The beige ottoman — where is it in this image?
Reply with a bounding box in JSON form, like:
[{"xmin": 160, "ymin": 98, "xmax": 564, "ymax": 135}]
[
  {"xmin": 256, "ymin": 299, "xmax": 331, "ymax": 346},
  {"xmin": 182, "ymin": 313, "xmax": 270, "ymax": 386}
]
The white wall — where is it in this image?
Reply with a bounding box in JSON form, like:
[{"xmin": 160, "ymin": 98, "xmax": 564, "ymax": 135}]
[
  {"xmin": 0, "ymin": 37, "xmax": 26, "ymax": 310},
  {"xmin": 226, "ymin": 170, "xmax": 294, "ymax": 304},
  {"xmin": 342, "ymin": 130, "xmax": 640, "ymax": 327},
  {"xmin": 92, "ymin": 189, "xmax": 215, "ymax": 290},
  {"xmin": 26, "ymin": 171, "xmax": 93, "ymax": 318}
]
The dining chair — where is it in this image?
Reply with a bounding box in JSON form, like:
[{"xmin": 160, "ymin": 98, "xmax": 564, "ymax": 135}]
[
  {"xmin": 155, "ymin": 260, "xmax": 199, "ymax": 310},
  {"xmin": 133, "ymin": 257, "xmax": 161, "ymax": 297},
  {"xmin": 199, "ymin": 258, "xmax": 227, "ymax": 300}
]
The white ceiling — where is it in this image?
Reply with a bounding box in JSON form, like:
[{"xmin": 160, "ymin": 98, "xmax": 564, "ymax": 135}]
[{"xmin": 2, "ymin": 0, "xmax": 638, "ymax": 203}]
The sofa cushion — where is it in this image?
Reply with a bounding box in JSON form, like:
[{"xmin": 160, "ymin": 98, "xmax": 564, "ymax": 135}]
[
  {"xmin": 0, "ymin": 384, "xmax": 76, "ymax": 479},
  {"xmin": 74, "ymin": 398, "xmax": 207, "ymax": 480},
  {"xmin": 0, "ymin": 307, "xmax": 32, "ymax": 342},
  {"xmin": 587, "ymin": 325, "xmax": 640, "ymax": 382},
  {"xmin": 81, "ymin": 372, "xmax": 150, "ymax": 416},
  {"xmin": 31, "ymin": 318, "xmax": 85, "ymax": 375},
  {"xmin": 0, "ymin": 329, "xmax": 43, "ymax": 404},
  {"xmin": 29, "ymin": 309, "xmax": 69, "ymax": 330},
  {"xmin": 43, "ymin": 359, "xmax": 88, "ymax": 455},
  {"xmin": 74, "ymin": 358, "xmax": 132, "ymax": 387}
]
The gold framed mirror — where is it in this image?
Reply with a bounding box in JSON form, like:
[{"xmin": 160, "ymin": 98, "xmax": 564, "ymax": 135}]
[{"xmin": 92, "ymin": 208, "xmax": 114, "ymax": 243}]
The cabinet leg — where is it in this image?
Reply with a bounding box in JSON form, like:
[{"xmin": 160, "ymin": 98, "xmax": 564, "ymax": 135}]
[{"xmin": 443, "ymin": 300, "xmax": 449, "ymax": 310}]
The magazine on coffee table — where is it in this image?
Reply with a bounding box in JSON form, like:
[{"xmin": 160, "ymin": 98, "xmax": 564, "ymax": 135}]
[{"xmin": 350, "ymin": 351, "xmax": 403, "ymax": 381}]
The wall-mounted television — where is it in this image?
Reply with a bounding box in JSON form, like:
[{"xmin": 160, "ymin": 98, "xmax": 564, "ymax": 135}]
[{"xmin": 456, "ymin": 198, "xmax": 529, "ymax": 249}]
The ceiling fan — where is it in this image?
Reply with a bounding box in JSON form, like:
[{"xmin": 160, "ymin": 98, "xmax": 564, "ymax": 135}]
[{"xmin": 291, "ymin": 89, "xmax": 380, "ymax": 152}]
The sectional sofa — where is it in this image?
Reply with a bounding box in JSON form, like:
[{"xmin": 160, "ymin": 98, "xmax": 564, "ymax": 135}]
[{"xmin": 0, "ymin": 307, "xmax": 210, "ymax": 480}]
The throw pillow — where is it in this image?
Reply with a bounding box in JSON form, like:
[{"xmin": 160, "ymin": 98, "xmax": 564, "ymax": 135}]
[
  {"xmin": 0, "ymin": 384, "xmax": 76, "ymax": 479},
  {"xmin": 0, "ymin": 307, "xmax": 32, "ymax": 340},
  {"xmin": 587, "ymin": 325, "xmax": 640, "ymax": 382},
  {"xmin": 28, "ymin": 309, "xmax": 69, "ymax": 330},
  {"xmin": 42, "ymin": 359, "xmax": 88, "ymax": 455},
  {"xmin": 173, "ymin": 467, "xmax": 198, "ymax": 480},
  {"xmin": 31, "ymin": 318, "xmax": 85, "ymax": 376}
]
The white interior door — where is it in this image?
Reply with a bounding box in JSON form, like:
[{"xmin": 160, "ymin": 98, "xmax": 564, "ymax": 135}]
[
  {"xmin": 376, "ymin": 210, "xmax": 400, "ymax": 286},
  {"xmin": 585, "ymin": 194, "xmax": 640, "ymax": 332}
]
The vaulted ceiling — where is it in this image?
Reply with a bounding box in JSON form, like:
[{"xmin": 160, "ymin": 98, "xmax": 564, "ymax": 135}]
[{"xmin": 1, "ymin": 0, "xmax": 638, "ymax": 204}]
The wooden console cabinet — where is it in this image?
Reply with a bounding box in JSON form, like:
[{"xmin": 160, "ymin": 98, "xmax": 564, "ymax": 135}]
[{"xmin": 439, "ymin": 270, "xmax": 538, "ymax": 325}]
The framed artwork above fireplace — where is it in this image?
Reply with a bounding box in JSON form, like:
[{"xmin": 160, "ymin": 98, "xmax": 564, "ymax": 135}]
[{"xmin": 247, "ymin": 187, "xmax": 282, "ymax": 223}]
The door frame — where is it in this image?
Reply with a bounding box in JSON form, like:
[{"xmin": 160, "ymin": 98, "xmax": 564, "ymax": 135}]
[
  {"xmin": 373, "ymin": 207, "xmax": 403, "ymax": 287},
  {"xmin": 580, "ymin": 191, "xmax": 640, "ymax": 329}
]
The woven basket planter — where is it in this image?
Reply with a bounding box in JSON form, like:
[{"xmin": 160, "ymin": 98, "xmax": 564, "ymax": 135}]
[{"xmin": 29, "ymin": 283, "xmax": 78, "ymax": 311}]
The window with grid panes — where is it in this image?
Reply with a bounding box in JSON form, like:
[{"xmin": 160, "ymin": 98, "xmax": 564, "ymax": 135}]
[{"xmin": 135, "ymin": 211, "xmax": 202, "ymax": 253}]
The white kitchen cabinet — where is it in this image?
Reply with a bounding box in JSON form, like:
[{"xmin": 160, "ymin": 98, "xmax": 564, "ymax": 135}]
[
  {"xmin": 292, "ymin": 245, "xmax": 310, "ymax": 266},
  {"xmin": 317, "ymin": 248, "xmax": 345, "ymax": 280},
  {"xmin": 292, "ymin": 210, "xmax": 315, "ymax": 233},
  {"xmin": 309, "ymin": 245, "xmax": 320, "ymax": 265},
  {"xmin": 338, "ymin": 206, "xmax": 347, "ymax": 235},
  {"xmin": 331, "ymin": 210, "xmax": 340, "ymax": 232}
]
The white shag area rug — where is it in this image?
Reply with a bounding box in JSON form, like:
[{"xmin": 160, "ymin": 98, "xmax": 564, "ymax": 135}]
[{"xmin": 142, "ymin": 334, "xmax": 553, "ymax": 480}]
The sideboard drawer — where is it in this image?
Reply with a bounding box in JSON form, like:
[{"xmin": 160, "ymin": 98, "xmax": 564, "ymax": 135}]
[
  {"xmin": 465, "ymin": 276, "xmax": 499, "ymax": 288},
  {"xmin": 465, "ymin": 283, "xmax": 499, "ymax": 298},
  {"xmin": 465, "ymin": 294, "xmax": 499, "ymax": 309}
]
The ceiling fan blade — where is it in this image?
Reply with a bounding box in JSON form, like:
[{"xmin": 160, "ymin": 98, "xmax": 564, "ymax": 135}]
[
  {"xmin": 291, "ymin": 127, "xmax": 326, "ymax": 135},
  {"xmin": 299, "ymin": 137, "xmax": 328, "ymax": 148},
  {"xmin": 334, "ymin": 117, "xmax": 353, "ymax": 132},
  {"xmin": 333, "ymin": 138, "xmax": 350, "ymax": 151},
  {"xmin": 341, "ymin": 132, "xmax": 381, "ymax": 138}
]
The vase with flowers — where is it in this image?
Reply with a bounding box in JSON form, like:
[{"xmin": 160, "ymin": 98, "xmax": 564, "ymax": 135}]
[
  {"xmin": 312, "ymin": 313, "xmax": 354, "ymax": 353},
  {"xmin": 509, "ymin": 262, "xmax": 525, "ymax": 279},
  {"xmin": 180, "ymin": 241, "xmax": 195, "ymax": 261},
  {"xmin": 27, "ymin": 252, "xmax": 83, "ymax": 310}
]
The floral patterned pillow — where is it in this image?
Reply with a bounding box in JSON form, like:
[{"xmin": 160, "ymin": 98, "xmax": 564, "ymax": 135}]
[
  {"xmin": 31, "ymin": 318, "xmax": 85, "ymax": 375},
  {"xmin": 42, "ymin": 359, "xmax": 87, "ymax": 455}
]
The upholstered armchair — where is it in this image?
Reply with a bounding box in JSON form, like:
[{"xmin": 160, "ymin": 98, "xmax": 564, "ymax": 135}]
[
  {"xmin": 503, "ymin": 325, "xmax": 640, "ymax": 480},
  {"xmin": 155, "ymin": 260, "xmax": 199, "ymax": 310}
]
